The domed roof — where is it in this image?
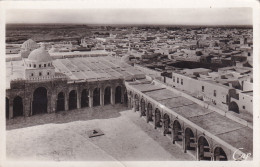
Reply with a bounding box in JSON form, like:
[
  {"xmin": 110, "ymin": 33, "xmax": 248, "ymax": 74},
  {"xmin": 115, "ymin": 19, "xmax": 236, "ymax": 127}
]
[
  {"xmin": 21, "ymin": 39, "xmax": 38, "ymax": 50},
  {"xmin": 28, "ymin": 47, "xmax": 52, "ymax": 62},
  {"xmin": 48, "ymin": 46, "xmax": 59, "ymax": 53},
  {"xmin": 121, "ymin": 54, "xmax": 132, "ymax": 64}
]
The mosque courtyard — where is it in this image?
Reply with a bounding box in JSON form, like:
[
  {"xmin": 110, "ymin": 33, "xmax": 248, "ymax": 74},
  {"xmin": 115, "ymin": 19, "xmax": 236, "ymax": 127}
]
[{"xmin": 6, "ymin": 105, "xmax": 194, "ymax": 161}]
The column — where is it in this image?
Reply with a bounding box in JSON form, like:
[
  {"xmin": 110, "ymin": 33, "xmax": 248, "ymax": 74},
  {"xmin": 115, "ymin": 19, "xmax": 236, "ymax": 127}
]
[
  {"xmin": 111, "ymin": 87, "xmax": 115, "ymax": 105},
  {"xmin": 100, "ymin": 88, "xmax": 104, "ymax": 106},
  {"xmin": 77, "ymin": 90, "xmax": 81, "ymax": 109},
  {"xmin": 65, "ymin": 93, "xmax": 69, "ymax": 111},
  {"xmin": 51, "ymin": 93, "xmax": 56, "ymax": 113},
  {"xmin": 9, "ymin": 101, "xmax": 13, "ymax": 119},
  {"xmin": 89, "ymin": 90, "xmax": 93, "ymax": 108},
  {"xmin": 47, "ymin": 95, "xmax": 52, "ymax": 114},
  {"xmin": 146, "ymin": 107, "xmax": 149, "ymax": 123}
]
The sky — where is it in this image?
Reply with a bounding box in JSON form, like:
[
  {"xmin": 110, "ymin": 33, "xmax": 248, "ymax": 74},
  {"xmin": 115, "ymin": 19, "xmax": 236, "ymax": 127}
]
[{"xmin": 6, "ymin": 8, "xmax": 252, "ymax": 25}]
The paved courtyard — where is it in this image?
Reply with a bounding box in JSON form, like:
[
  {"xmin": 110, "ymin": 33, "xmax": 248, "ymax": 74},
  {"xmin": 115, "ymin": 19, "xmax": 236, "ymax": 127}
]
[{"xmin": 6, "ymin": 105, "xmax": 194, "ymax": 161}]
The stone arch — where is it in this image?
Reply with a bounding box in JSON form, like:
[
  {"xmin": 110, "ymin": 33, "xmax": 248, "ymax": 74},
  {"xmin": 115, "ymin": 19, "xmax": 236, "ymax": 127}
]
[
  {"xmin": 140, "ymin": 98, "xmax": 146, "ymax": 116},
  {"xmin": 69, "ymin": 90, "xmax": 77, "ymax": 110},
  {"xmin": 147, "ymin": 103, "xmax": 153, "ymax": 122},
  {"xmin": 155, "ymin": 108, "xmax": 162, "ymax": 128},
  {"xmin": 81, "ymin": 89, "xmax": 89, "ymax": 108},
  {"xmin": 229, "ymin": 101, "xmax": 239, "ymax": 113},
  {"xmin": 213, "ymin": 147, "xmax": 228, "ymax": 161},
  {"xmin": 185, "ymin": 128, "xmax": 196, "ymax": 152},
  {"xmin": 13, "ymin": 96, "xmax": 23, "ymax": 117},
  {"xmin": 104, "ymin": 86, "xmax": 111, "ymax": 105},
  {"xmin": 32, "ymin": 87, "xmax": 48, "ymax": 115},
  {"xmin": 93, "ymin": 88, "xmax": 100, "ymax": 106},
  {"xmin": 134, "ymin": 94, "xmax": 139, "ymax": 111},
  {"xmin": 172, "ymin": 120, "xmax": 182, "ymax": 143},
  {"xmin": 57, "ymin": 92, "xmax": 65, "ymax": 111},
  {"xmin": 163, "ymin": 113, "xmax": 171, "ymax": 135},
  {"xmin": 115, "ymin": 86, "xmax": 122, "ymax": 104},
  {"xmin": 198, "ymin": 136, "xmax": 211, "ymax": 161},
  {"xmin": 6, "ymin": 97, "xmax": 9, "ymax": 119}
]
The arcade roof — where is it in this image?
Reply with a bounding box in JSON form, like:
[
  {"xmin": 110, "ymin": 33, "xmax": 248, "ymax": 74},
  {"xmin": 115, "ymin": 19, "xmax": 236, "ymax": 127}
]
[{"xmin": 129, "ymin": 81, "xmax": 253, "ymax": 155}]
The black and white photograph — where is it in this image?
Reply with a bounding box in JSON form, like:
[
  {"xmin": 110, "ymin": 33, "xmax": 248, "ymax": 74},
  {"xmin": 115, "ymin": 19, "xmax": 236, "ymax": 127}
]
[{"xmin": 0, "ymin": 0, "xmax": 259, "ymax": 167}]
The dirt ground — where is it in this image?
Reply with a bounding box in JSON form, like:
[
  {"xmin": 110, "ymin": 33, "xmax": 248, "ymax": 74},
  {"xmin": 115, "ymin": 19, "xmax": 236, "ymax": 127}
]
[{"xmin": 6, "ymin": 105, "xmax": 194, "ymax": 161}]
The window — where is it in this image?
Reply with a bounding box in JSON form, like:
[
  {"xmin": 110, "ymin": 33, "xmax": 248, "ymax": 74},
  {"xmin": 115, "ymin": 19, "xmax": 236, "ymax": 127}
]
[
  {"xmin": 44, "ymin": 64, "xmax": 46, "ymax": 67},
  {"xmin": 48, "ymin": 63, "xmax": 50, "ymax": 66},
  {"xmin": 248, "ymin": 52, "xmax": 251, "ymax": 56},
  {"xmin": 243, "ymin": 106, "xmax": 245, "ymax": 109},
  {"xmin": 181, "ymin": 79, "xmax": 183, "ymax": 85},
  {"xmin": 31, "ymin": 73, "xmax": 33, "ymax": 76},
  {"xmin": 29, "ymin": 64, "xmax": 31, "ymax": 67},
  {"xmin": 39, "ymin": 64, "xmax": 41, "ymax": 68},
  {"xmin": 177, "ymin": 78, "xmax": 179, "ymax": 83},
  {"xmin": 202, "ymin": 86, "xmax": 204, "ymax": 92},
  {"xmin": 47, "ymin": 72, "xmax": 50, "ymax": 75},
  {"xmin": 39, "ymin": 72, "xmax": 42, "ymax": 76},
  {"xmin": 173, "ymin": 76, "xmax": 175, "ymax": 82},
  {"xmin": 214, "ymin": 90, "xmax": 216, "ymax": 97},
  {"xmin": 34, "ymin": 64, "xmax": 36, "ymax": 68}
]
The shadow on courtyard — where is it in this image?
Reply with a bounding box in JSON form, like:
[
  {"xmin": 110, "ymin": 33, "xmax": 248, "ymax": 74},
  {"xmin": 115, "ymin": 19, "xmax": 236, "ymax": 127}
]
[
  {"xmin": 126, "ymin": 110, "xmax": 195, "ymax": 161},
  {"xmin": 6, "ymin": 104, "xmax": 128, "ymax": 130}
]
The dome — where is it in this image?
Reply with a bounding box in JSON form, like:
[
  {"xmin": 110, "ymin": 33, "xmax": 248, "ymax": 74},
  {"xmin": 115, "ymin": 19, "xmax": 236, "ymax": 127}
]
[
  {"xmin": 121, "ymin": 54, "xmax": 130, "ymax": 63},
  {"xmin": 21, "ymin": 39, "xmax": 38, "ymax": 50},
  {"xmin": 48, "ymin": 46, "xmax": 59, "ymax": 53},
  {"xmin": 28, "ymin": 47, "xmax": 52, "ymax": 62}
]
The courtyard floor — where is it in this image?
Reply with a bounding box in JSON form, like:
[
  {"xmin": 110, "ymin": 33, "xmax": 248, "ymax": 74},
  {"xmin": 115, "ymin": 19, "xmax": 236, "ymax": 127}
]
[{"xmin": 6, "ymin": 105, "xmax": 194, "ymax": 161}]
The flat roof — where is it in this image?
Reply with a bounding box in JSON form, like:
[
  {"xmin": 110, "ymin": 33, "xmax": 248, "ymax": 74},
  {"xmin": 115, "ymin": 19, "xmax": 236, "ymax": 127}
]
[
  {"xmin": 6, "ymin": 56, "xmax": 145, "ymax": 88},
  {"xmin": 127, "ymin": 82, "xmax": 253, "ymax": 155}
]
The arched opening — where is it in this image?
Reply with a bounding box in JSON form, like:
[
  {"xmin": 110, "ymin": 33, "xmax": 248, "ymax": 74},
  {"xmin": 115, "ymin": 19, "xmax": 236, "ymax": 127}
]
[
  {"xmin": 147, "ymin": 103, "xmax": 153, "ymax": 122},
  {"xmin": 13, "ymin": 96, "xmax": 23, "ymax": 117},
  {"xmin": 93, "ymin": 88, "xmax": 100, "ymax": 106},
  {"xmin": 140, "ymin": 98, "xmax": 146, "ymax": 116},
  {"xmin": 229, "ymin": 101, "xmax": 239, "ymax": 113},
  {"xmin": 134, "ymin": 94, "xmax": 139, "ymax": 111},
  {"xmin": 6, "ymin": 97, "xmax": 9, "ymax": 119},
  {"xmin": 69, "ymin": 90, "xmax": 77, "ymax": 110},
  {"xmin": 81, "ymin": 89, "xmax": 89, "ymax": 108},
  {"xmin": 163, "ymin": 113, "xmax": 171, "ymax": 135},
  {"xmin": 214, "ymin": 147, "xmax": 228, "ymax": 161},
  {"xmin": 115, "ymin": 86, "xmax": 122, "ymax": 104},
  {"xmin": 155, "ymin": 108, "xmax": 161, "ymax": 128},
  {"xmin": 32, "ymin": 87, "xmax": 47, "ymax": 115},
  {"xmin": 57, "ymin": 92, "xmax": 65, "ymax": 111},
  {"xmin": 198, "ymin": 136, "xmax": 211, "ymax": 161},
  {"xmin": 104, "ymin": 87, "xmax": 111, "ymax": 105},
  {"xmin": 185, "ymin": 128, "xmax": 196, "ymax": 153},
  {"xmin": 124, "ymin": 91, "xmax": 128, "ymax": 106},
  {"xmin": 172, "ymin": 120, "xmax": 182, "ymax": 144}
]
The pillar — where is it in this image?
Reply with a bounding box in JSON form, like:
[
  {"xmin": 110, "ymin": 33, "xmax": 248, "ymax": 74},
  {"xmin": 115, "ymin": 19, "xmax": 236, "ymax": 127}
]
[
  {"xmin": 9, "ymin": 101, "xmax": 13, "ymax": 119},
  {"xmin": 77, "ymin": 89, "xmax": 81, "ymax": 109},
  {"xmin": 65, "ymin": 93, "xmax": 69, "ymax": 111},
  {"xmin": 89, "ymin": 89, "xmax": 93, "ymax": 108},
  {"xmin": 146, "ymin": 107, "xmax": 149, "ymax": 123},
  {"xmin": 111, "ymin": 87, "xmax": 115, "ymax": 105},
  {"xmin": 51, "ymin": 93, "xmax": 56, "ymax": 113},
  {"xmin": 100, "ymin": 88, "xmax": 104, "ymax": 106},
  {"xmin": 47, "ymin": 94, "xmax": 52, "ymax": 114}
]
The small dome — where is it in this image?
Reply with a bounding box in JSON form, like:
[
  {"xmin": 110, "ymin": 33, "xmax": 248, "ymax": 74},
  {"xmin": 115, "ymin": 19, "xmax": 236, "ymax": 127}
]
[
  {"xmin": 21, "ymin": 39, "xmax": 38, "ymax": 50},
  {"xmin": 48, "ymin": 46, "xmax": 59, "ymax": 53},
  {"xmin": 28, "ymin": 47, "xmax": 52, "ymax": 62},
  {"xmin": 121, "ymin": 54, "xmax": 131, "ymax": 63}
]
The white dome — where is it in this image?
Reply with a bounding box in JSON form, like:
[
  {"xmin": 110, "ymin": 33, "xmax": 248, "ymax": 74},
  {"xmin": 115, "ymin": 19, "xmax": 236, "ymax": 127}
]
[
  {"xmin": 21, "ymin": 39, "xmax": 38, "ymax": 50},
  {"xmin": 28, "ymin": 47, "xmax": 52, "ymax": 62},
  {"xmin": 121, "ymin": 54, "xmax": 130, "ymax": 63}
]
